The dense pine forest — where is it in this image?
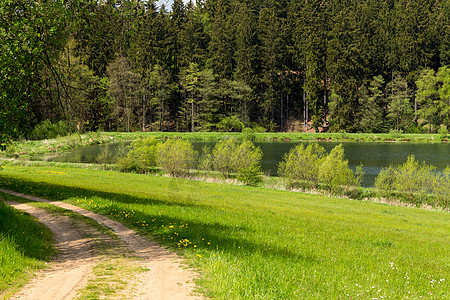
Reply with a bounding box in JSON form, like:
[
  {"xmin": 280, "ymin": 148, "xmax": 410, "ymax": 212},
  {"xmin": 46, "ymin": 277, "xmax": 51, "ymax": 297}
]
[{"xmin": 1, "ymin": 0, "xmax": 450, "ymax": 144}]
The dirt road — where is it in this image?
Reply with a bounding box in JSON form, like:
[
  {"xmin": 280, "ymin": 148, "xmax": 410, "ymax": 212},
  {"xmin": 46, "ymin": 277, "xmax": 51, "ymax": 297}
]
[{"xmin": 1, "ymin": 189, "xmax": 202, "ymax": 300}]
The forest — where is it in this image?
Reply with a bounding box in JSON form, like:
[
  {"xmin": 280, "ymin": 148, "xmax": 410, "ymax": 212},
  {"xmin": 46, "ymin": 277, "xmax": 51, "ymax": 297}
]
[{"xmin": 1, "ymin": 0, "xmax": 450, "ymax": 144}]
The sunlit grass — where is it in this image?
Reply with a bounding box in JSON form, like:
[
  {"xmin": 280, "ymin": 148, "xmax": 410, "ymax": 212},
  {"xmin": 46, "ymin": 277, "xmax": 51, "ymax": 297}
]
[
  {"xmin": 0, "ymin": 197, "xmax": 55, "ymax": 296},
  {"xmin": 0, "ymin": 164, "xmax": 448, "ymax": 298}
]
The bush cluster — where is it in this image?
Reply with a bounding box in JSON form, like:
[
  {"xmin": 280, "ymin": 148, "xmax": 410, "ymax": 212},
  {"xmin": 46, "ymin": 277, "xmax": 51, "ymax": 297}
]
[
  {"xmin": 111, "ymin": 137, "xmax": 263, "ymax": 184},
  {"xmin": 156, "ymin": 139, "xmax": 197, "ymax": 177},
  {"xmin": 375, "ymin": 155, "xmax": 450, "ymax": 207},
  {"xmin": 101, "ymin": 137, "xmax": 449, "ymax": 207},
  {"xmin": 201, "ymin": 138, "xmax": 263, "ymax": 186},
  {"xmin": 116, "ymin": 137, "xmax": 159, "ymax": 172},
  {"xmin": 29, "ymin": 120, "xmax": 73, "ymax": 140},
  {"xmin": 278, "ymin": 143, "xmax": 363, "ymax": 193}
]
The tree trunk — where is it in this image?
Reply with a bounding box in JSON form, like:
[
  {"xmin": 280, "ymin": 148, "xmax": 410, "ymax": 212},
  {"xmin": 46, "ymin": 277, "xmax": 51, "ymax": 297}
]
[
  {"xmin": 323, "ymin": 61, "xmax": 327, "ymax": 124},
  {"xmin": 280, "ymin": 90, "xmax": 283, "ymax": 131},
  {"xmin": 303, "ymin": 72, "xmax": 308, "ymax": 131},
  {"xmin": 191, "ymin": 100, "xmax": 195, "ymax": 132},
  {"xmin": 142, "ymin": 95, "xmax": 146, "ymax": 132},
  {"xmin": 159, "ymin": 100, "xmax": 162, "ymax": 131}
]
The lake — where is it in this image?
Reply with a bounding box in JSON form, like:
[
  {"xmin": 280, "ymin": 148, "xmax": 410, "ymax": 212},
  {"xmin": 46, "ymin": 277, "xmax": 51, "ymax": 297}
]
[{"xmin": 39, "ymin": 141, "xmax": 450, "ymax": 187}]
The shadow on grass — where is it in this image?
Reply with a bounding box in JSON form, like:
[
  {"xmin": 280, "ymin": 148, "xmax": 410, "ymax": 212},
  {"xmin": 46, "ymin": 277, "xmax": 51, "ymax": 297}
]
[
  {"xmin": 0, "ymin": 198, "xmax": 54, "ymax": 261},
  {"xmin": 0, "ymin": 175, "xmax": 318, "ymax": 265}
]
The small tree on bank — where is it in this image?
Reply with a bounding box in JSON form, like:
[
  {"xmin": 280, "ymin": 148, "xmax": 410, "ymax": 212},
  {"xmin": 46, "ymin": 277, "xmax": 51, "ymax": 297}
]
[
  {"xmin": 210, "ymin": 138, "xmax": 263, "ymax": 185},
  {"xmin": 156, "ymin": 139, "xmax": 197, "ymax": 177}
]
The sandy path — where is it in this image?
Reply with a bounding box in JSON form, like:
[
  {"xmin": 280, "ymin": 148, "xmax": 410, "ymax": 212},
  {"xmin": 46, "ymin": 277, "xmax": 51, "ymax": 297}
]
[
  {"xmin": 5, "ymin": 201, "xmax": 96, "ymax": 300},
  {"xmin": 1, "ymin": 189, "xmax": 202, "ymax": 300}
]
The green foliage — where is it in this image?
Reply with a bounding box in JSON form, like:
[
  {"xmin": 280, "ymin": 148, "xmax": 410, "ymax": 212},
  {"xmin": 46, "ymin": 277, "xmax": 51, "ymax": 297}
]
[
  {"xmin": 279, "ymin": 143, "xmax": 362, "ymax": 193},
  {"xmin": 416, "ymin": 68, "xmax": 440, "ymax": 133},
  {"xmin": 357, "ymin": 76, "xmax": 385, "ymax": 133},
  {"xmin": 156, "ymin": 140, "xmax": 197, "ymax": 177},
  {"xmin": 375, "ymin": 155, "xmax": 449, "ymax": 207},
  {"xmin": 95, "ymin": 144, "xmax": 117, "ymax": 168},
  {"xmin": 386, "ymin": 74, "xmax": 413, "ymax": 131},
  {"xmin": 236, "ymin": 164, "xmax": 262, "ymax": 186},
  {"xmin": 216, "ymin": 116, "xmax": 245, "ymax": 132},
  {"xmin": 0, "ymin": 0, "xmax": 68, "ymax": 141},
  {"xmin": 241, "ymin": 127, "xmax": 255, "ymax": 140},
  {"xmin": 278, "ymin": 143, "xmax": 326, "ymax": 188},
  {"xmin": 374, "ymin": 166, "xmax": 397, "ymax": 198},
  {"xmin": 2, "ymin": 0, "xmax": 450, "ymax": 137},
  {"xmin": 394, "ymin": 155, "xmax": 436, "ymax": 204},
  {"xmin": 252, "ymin": 125, "xmax": 267, "ymax": 133},
  {"xmin": 198, "ymin": 146, "xmax": 213, "ymax": 171},
  {"xmin": 389, "ymin": 129, "xmax": 404, "ymax": 138},
  {"xmin": 436, "ymin": 66, "xmax": 450, "ymax": 130},
  {"xmin": 210, "ymin": 138, "xmax": 262, "ymax": 184},
  {"xmin": 433, "ymin": 167, "xmax": 450, "ymax": 207},
  {"xmin": 29, "ymin": 120, "xmax": 73, "ymax": 140},
  {"xmin": 117, "ymin": 137, "xmax": 160, "ymax": 173},
  {"xmin": 107, "ymin": 56, "xmax": 141, "ymax": 132},
  {"xmin": 438, "ymin": 125, "xmax": 449, "ymax": 138},
  {"xmin": 318, "ymin": 144, "xmax": 358, "ymax": 193}
]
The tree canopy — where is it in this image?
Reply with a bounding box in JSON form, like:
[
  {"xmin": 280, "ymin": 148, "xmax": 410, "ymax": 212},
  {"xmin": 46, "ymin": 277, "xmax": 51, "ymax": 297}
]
[{"xmin": 1, "ymin": 0, "xmax": 449, "ymax": 142}]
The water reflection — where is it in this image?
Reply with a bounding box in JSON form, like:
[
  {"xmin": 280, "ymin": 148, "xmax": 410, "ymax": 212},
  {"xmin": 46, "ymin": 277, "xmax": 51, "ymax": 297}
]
[{"xmin": 38, "ymin": 140, "xmax": 450, "ymax": 187}]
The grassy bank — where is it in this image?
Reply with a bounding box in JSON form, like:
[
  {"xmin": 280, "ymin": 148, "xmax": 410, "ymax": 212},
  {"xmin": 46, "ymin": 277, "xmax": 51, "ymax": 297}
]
[
  {"xmin": 0, "ymin": 196, "xmax": 55, "ymax": 297},
  {"xmin": 103, "ymin": 131, "xmax": 449, "ymax": 143},
  {"xmin": 0, "ymin": 164, "xmax": 448, "ymax": 298},
  {"xmin": 2, "ymin": 131, "xmax": 448, "ymax": 160}
]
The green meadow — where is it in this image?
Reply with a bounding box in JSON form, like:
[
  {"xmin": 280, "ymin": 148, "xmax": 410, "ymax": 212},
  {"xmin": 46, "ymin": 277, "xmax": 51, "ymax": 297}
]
[{"xmin": 0, "ymin": 163, "xmax": 448, "ymax": 298}]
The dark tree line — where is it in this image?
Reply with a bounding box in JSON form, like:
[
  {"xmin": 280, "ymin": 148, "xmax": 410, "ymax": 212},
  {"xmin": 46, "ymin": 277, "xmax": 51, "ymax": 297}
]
[{"xmin": 1, "ymin": 0, "xmax": 450, "ymax": 143}]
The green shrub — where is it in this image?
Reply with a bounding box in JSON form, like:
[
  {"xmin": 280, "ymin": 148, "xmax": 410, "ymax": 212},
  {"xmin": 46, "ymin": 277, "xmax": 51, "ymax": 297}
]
[
  {"xmin": 198, "ymin": 146, "xmax": 213, "ymax": 171},
  {"xmin": 157, "ymin": 139, "xmax": 197, "ymax": 177},
  {"xmin": 211, "ymin": 138, "xmax": 262, "ymax": 184},
  {"xmin": 374, "ymin": 155, "xmax": 449, "ymax": 207},
  {"xmin": 29, "ymin": 120, "xmax": 72, "ymax": 140},
  {"xmin": 211, "ymin": 138, "xmax": 238, "ymax": 177},
  {"xmin": 237, "ymin": 164, "xmax": 262, "ymax": 186},
  {"xmin": 438, "ymin": 125, "xmax": 449, "ymax": 137},
  {"xmin": 252, "ymin": 125, "xmax": 267, "ymax": 133},
  {"xmin": 374, "ymin": 165, "xmax": 397, "ymax": 198},
  {"xmin": 241, "ymin": 127, "xmax": 255, "ymax": 140},
  {"xmin": 433, "ymin": 167, "xmax": 450, "ymax": 207},
  {"xmin": 278, "ymin": 143, "xmax": 326, "ymax": 188},
  {"xmin": 318, "ymin": 144, "xmax": 359, "ymax": 193},
  {"xmin": 389, "ymin": 129, "xmax": 403, "ymax": 138},
  {"xmin": 117, "ymin": 137, "xmax": 160, "ymax": 172},
  {"xmin": 393, "ymin": 155, "xmax": 435, "ymax": 204},
  {"xmin": 217, "ymin": 116, "xmax": 245, "ymax": 132},
  {"xmin": 95, "ymin": 144, "xmax": 117, "ymax": 168}
]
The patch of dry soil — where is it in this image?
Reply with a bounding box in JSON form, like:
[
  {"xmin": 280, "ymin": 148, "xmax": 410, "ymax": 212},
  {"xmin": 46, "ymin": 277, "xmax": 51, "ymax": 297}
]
[{"xmin": 1, "ymin": 189, "xmax": 202, "ymax": 300}]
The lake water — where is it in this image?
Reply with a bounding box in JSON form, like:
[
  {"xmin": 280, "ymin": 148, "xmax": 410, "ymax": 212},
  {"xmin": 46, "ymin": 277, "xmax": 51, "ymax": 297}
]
[{"xmin": 39, "ymin": 141, "xmax": 450, "ymax": 187}]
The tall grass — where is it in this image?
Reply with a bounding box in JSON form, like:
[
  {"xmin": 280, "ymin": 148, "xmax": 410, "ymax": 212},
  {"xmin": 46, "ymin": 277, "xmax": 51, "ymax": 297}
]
[
  {"xmin": 0, "ymin": 165, "xmax": 448, "ymax": 298},
  {"xmin": 0, "ymin": 197, "xmax": 55, "ymax": 296}
]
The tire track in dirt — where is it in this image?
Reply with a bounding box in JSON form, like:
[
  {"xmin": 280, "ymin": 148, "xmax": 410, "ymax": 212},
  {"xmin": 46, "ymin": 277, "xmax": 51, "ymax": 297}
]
[
  {"xmin": 1, "ymin": 189, "xmax": 203, "ymax": 300},
  {"xmin": 5, "ymin": 201, "xmax": 97, "ymax": 300}
]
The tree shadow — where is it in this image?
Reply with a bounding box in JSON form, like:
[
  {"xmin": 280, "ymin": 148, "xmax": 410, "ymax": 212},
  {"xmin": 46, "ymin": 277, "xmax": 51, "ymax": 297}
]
[{"xmin": 0, "ymin": 174, "xmax": 318, "ymax": 265}]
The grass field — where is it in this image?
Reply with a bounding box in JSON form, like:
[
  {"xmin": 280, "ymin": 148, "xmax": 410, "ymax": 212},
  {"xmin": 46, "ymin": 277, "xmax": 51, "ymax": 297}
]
[
  {"xmin": 0, "ymin": 163, "xmax": 448, "ymax": 298},
  {"xmin": 0, "ymin": 195, "xmax": 55, "ymax": 296}
]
